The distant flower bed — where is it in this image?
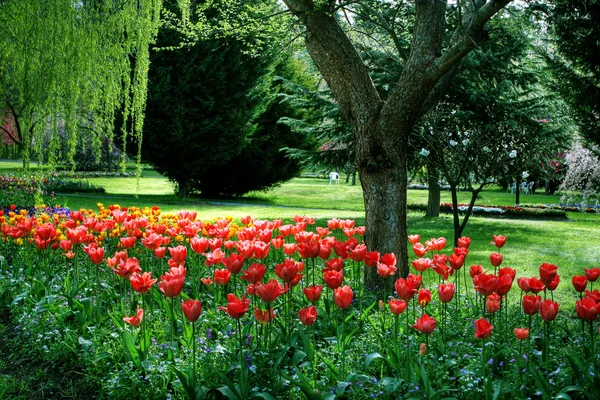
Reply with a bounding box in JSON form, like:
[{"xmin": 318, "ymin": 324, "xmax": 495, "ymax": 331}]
[
  {"xmin": 408, "ymin": 184, "xmax": 470, "ymax": 191},
  {"xmin": 519, "ymin": 203, "xmax": 600, "ymax": 214},
  {"xmin": 50, "ymin": 170, "xmax": 136, "ymax": 178},
  {"xmin": 409, "ymin": 203, "xmax": 567, "ymax": 218}
]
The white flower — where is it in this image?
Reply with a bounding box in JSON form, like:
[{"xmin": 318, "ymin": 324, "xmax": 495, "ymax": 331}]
[
  {"xmin": 522, "ymin": 171, "xmax": 529, "ymax": 179},
  {"xmin": 419, "ymin": 148, "xmax": 430, "ymax": 157},
  {"xmin": 449, "ymin": 140, "xmax": 457, "ymax": 146},
  {"xmin": 462, "ymin": 139, "xmax": 470, "ymax": 145},
  {"xmin": 483, "ymin": 146, "xmax": 490, "ymax": 152},
  {"xmin": 509, "ymin": 150, "xmax": 517, "ymax": 158}
]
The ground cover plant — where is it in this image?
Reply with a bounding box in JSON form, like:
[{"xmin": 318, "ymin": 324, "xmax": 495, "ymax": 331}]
[{"xmin": 1, "ymin": 202, "xmax": 599, "ymax": 399}]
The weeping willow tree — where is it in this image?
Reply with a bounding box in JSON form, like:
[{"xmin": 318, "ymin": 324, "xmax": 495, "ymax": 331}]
[{"xmin": 0, "ymin": 0, "xmax": 163, "ymax": 172}]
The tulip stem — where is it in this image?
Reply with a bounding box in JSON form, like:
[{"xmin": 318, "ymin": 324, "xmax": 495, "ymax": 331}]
[{"xmin": 192, "ymin": 321, "xmax": 196, "ymax": 389}]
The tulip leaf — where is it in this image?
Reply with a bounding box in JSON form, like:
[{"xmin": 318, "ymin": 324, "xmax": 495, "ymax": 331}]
[
  {"xmin": 249, "ymin": 393, "xmax": 276, "ymax": 400},
  {"xmin": 291, "ymin": 349, "xmax": 307, "ymax": 366},
  {"xmin": 316, "ymin": 351, "xmax": 340, "ymax": 379},
  {"xmin": 282, "ymin": 370, "xmax": 319, "ymax": 400},
  {"xmin": 343, "ymin": 327, "xmax": 360, "ymax": 346},
  {"xmin": 554, "ymin": 394, "xmax": 572, "ymax": 400},
  {"xmin": 529, "ymin": 364, "xmax": 552, "ymax": 400},
  {"xmin": 121, "ymin": 331, "xmax": 143, "ymax": 370},
  {"xmin": 360, "ymin": 301, "xmax": 377, "ymax": 322},
  {"xmin": 365, "ymin": 352, "xmax": 387, "ymax": 370}
]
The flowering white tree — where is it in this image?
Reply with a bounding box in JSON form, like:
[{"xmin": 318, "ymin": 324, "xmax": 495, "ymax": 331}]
[{"xmin": 559, "ymin": 143, "xmax": 600, "ymax": 207}]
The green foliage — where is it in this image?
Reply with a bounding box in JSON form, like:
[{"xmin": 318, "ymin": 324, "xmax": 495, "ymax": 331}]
[
  {"xmin": 141, "ymin": 1, "xmax": 314, "ymax": 198},
  {"xmin": 0, "ymin": 0, "xmax": 161, "ymax": 172},
  {"xmin": 541, "ymin": 0, "xmax": 600, "ymax": 148}
]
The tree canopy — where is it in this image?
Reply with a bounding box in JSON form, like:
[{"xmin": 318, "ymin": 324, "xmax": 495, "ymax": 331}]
[{"xmin": 0, "ymin": 0, "xmax": 161, "ymax": 170}]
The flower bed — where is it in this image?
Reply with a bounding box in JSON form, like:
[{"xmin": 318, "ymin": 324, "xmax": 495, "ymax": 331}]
[
  {"xmin": 0, "ymin": 205, "xmax": 598, "ymax": 399},
  {"xmin": 409, "ymin": 203, "xmax": 567, "ymax": 218}
]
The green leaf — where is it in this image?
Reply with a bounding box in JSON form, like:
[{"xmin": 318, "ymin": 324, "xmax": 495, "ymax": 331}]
[
  {"xmin": 78, "ymin": 336, "xmax": 92, "ymax": 349},
  {"xmin": 249, "ymin": 392, "xmax": 276, "ymax": 400},
  {"xmin": 121, "ymin": 331, "xmax": 143, "ymax": 370},
  {"xmin": 316, "ymin": 351, "xmax": 340, "ymax": 379}
]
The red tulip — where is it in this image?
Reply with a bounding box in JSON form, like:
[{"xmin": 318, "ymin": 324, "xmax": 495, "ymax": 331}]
[
  {"xmin": 364, "ymin": 251, "xmax": 380, "ymax": 267},
  {"xmin": 334, "ymin": 285, "xmax": 354, "ymax": 310},
  {"xmin": 539, "ymin": 263, "xmax": 558, "ymax": 285},
  {"xmin": 324, "ymin": 258, "xmax": 344, "ymax": 272},
  {"xmin": 576, "ymin": 297, "xmax": 599, "ymax": 321},
  {"xmin": 388, "ymin": 299, "xmax": 407, "ymax": 315},
  {"xmin": 514, "ymin": 328, "xmax": 529, "ymax": 340},
  {"xmin": 190, "ymin": 236, "xmax": 209, "ymax": 254},
  {"xmin": 348, "ymin": 245, "xmax": 367, "ymax": 262},
  {"xmin": 35, "ymin": 224, "xmax": 56, "ymax": 241},
  {"xmin": 418, "ymin": 288, "xmax": 432, "ymax": 307},
  {"xmin": 438, "ymin": 283, "xmax": 455, "ymax": 303},
  {"xmin": 474, "ymin": 318, "xmax": 494, "ymax": 339},
  {"xmin": 412, "ymin": 258, "xmax": 433, "ymax": 273},
  {"xmin": 412, "ymin": 313, "xmax": 437, "ymax": 334},
  {"xmin": 201, "ymin": 277, "xmax": 213, "ymax": 286},
  {"xmin": 547, "ymin": 274, "xmax": 560, "ymax": 291},
  {"xmin": 412, "ymin": 242, "xmax": 428, "ymax": 257},
  {"xmin": 298, "ymin": 240, "xmax": 320, "ymax": 259},
  {"xmin": 408, "ymin": 234, "xmax": 420, "ymax": 244},
  {"xmin": 154, "ymin": 247, "xmax": 167, "ymax": 259},
  {"xmin": 528, "ymin": 277, "xmax": 545, "ymax": 294},
  {"xmin": 253, "ymin": 241, "xmax": 270, "ymax": 259},
  {"xmin": 332, "ymin": 240, "xmax": 348, "ymax": 259},
  {"xmin": 491, "ymin": 235, "xmax": 506, "ymax": 248},
  {"xmin": 214, "ymin": 269, "xmax": 231, "ymax": 286},
  {"xmin": 426, "ymin": 237, "xmax": 446, "ymax": 251},
  {"xmin": 298, "ymin": 305, "xmax": 317, "ymax": 326},
  {"xmin": 224, "ymin": 294, "xmax": 250, "ymax": 319},
  {"xmin": 318, "ymin": 240, "xmax": 333, "ymax": 259},
  {"xmin": 585, "ymin": 289, "xmax": 600, "ymax": 303},
  {"xmin": 572, "ymin": 276, "xmax": 588, "ymax": 293},
  {"xmin": 489, "ymin": 252, "xmax": 503, "ymax": 267},
  {"xmin": 256, "ymin": 279, "xmax": 287, "ymax": 303},
  {"xmin": 123, "ymin": 307, "xmax": 144, "ymax": 327},
  {"xmin": 323, "ymin": 270, "xmax": 344, "ymax": 289},
  {"xmin": 86, "ymin": 245, "xmax": 105, "ymax": 265},
  {"xmin": 159, "ymin": 269, "xmax": 185, "ymax": 298},
  {"xmin": 377, "ymin": 262, "xmax": 397, "ymax": 278},
  {"xmin": 169, "ymin": 245, "xmax": 187, "ymax": 265},
  {"xmin": 254, "ymin": 308, "xmax": 275, "ymax": 325},
  {"xmin": 495, "ymin": 274, "xmax": 513, "ymax": 296},
  {"xmin": 522, "ymin": 295, "xmax": 542, "ymax": 315},
  {"xmin": 380, "ymin": 253, "xmax": 397, "ymax": 268},
  {"xmin": 470, "ymin": 265, "xmax": 484, "ymax": 278},
  {"xmin": 454, "ymin": 247, "xmax": 469, "ymax": 257},
  {"xmin": 458, "ymin": 236, "xmax": 471, "ymax": 249},
  {"xmin": 240, "ymin": 263, "xmax": 266, "ymax": 284},
  {"xmin": 181, "ymin": 299, "xmax": 202, "ymax": 322},
  {"xmin": 498, "ymin": 267, "xmax": 516, "ymax": 279},
  {"xmin": 130, "ymin": 272, "xmax": 157, "ymax": 294},
  {"xmin": 517, "ymin": 277, "xmax": 530, "ymax": 292},
  {"xmin": 584, "ymin": 267, "xmax": 600, "ymax": 283},
  {"xmin": 449, "ymin": 253, "xmax": 465, "ymax": 270},
  {"xmin": 540, "ymin": 299, "xmax": 559, "ymax": 321},
  {"xmin": 205, "ymin": 248, "xmax": 225, "ymax": 266},
  {"xmin": 120, "ymin": 236, "xmax": 137, "ymax": 249},
  {"xmin": 223, "ymin": 253, "xmax": 245, "ymax": 275},
  {"xmin": 282, "ymin": 243, "xmax": 297, "ymax": 256},
  {"xmin": 473, "ymin": 273, "xmax": 498, "ymax": 297},
  {"xmin": 395, "ymin": 276, "xmax": 419, "ymax": 301},
  {"xmin": 304, "ymin": 285, "xmax": 323, "ymax": 303},
  {"xmin": 275, "ymin": 258, "xmax": 301, "ymax": 283},
  {"xmin": 486, "ymin": 294, "xmax": 501, "ymax": 314}
]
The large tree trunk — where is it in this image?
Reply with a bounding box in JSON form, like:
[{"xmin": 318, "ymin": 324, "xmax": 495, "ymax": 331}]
[
  {"xmin": 426, "ymin": 155, "xmax": 441, "ymax": 217},
  {"xmin": 282, "ymin": 0, "xmax": 514, "ymax": 288}
]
